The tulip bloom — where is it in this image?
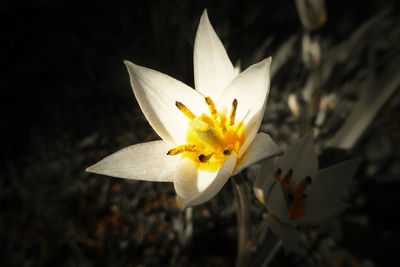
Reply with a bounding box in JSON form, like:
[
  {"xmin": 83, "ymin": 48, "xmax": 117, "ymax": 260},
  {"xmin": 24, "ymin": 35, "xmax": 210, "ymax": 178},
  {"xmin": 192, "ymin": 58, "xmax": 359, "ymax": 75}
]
[
  {"xmin": 254, "ymin": 133, "xmax": 360, "ymax": 251},
  {"xmin": 87, "ymin": 10, "xmax": 281, "ymax": 207}
]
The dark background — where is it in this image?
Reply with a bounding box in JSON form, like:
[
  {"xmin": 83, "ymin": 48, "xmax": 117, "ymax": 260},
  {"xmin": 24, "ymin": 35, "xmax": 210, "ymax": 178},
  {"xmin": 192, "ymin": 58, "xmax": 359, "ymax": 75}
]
[{"xmin": 1, "ymin": 0, "xmax": 399, "ymax": 266}]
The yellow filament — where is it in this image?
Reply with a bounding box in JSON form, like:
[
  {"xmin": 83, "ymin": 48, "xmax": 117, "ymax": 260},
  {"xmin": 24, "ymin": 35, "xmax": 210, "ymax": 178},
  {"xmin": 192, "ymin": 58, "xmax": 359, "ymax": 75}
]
[
  {"xmin": 205, "ymin": 97, "xmax": 218, "ymax": 119},
  {"xmin": 167, "ymin": 144, "xmax": 197, "ymax": 155},
  {"xmin": 230, "ymin": 99, "xmax": 238, "ymax": 126},
  {"xmin": 175, "ymin": 101, "xmax": 196, "ymax": 120}
]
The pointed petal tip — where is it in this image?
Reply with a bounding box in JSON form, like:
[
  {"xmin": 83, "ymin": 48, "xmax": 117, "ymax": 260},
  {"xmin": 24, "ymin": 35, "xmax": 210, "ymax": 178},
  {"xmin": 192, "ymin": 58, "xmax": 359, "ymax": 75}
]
[
  {"xmin": 85, "ymin": 162, "xmax": 104, "ymax": 175},
  {"xmin": 123, "ymin": 60, "xmax": 137, "ymax": 70},
  {"xmin": 251, "ymin": 57, "xmax": 272, "ymax": 72},
  {"xmin": 259, "ymin": 56, "xmax": 272, "ymax": 67},
  {"xmin": 123, "ymin": 60, "xmax": 136, "ymax": 74},
  {"xmin": 199, "ymin": 9, "xmax": 210, "ymax": 27},
  {"xmin": 123, "ymin": 59, "xmax": 134, "ymax": 66},
  {"xmin": 85, "ymin": 163, "xmax": 98, "ymax": 173}
]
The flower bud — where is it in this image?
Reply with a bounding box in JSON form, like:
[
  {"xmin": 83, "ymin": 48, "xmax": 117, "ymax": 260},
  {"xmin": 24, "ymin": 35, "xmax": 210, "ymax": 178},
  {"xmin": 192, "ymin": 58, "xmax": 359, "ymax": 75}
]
[{"xmin": 295, "ymin": 0, "xmax": 327, "ymax": 31}]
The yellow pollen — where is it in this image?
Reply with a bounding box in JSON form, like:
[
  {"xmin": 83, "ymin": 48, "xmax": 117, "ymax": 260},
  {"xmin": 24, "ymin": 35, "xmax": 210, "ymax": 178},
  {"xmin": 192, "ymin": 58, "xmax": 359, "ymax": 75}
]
[
  {"xmin": 175, "ymin": 101, "xmax": 196, "ymax": 120},
  {"xmin": 168, "ymin": 97, "xmax": 245, "ymax": 172},
  {"xmin": 230, "ymin": 99, "xmax": 238, "ymax": 126}
]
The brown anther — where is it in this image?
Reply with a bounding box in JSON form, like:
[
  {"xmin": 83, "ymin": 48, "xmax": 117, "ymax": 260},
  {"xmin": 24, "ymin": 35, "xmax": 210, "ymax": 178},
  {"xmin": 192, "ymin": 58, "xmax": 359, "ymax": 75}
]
[
  {"xmin": 223, "ymin": 149, "xmax": 232, "ymax": 156},
  {"xmin": 198, "ymin": 153, "xmax": 213, "ymax": 163},
  {"xmin": 175, "ymin": 101, "xmax": 196, "ymax": 120},
  {"xmin": 167, "ymin": 144, "xmax": 197, "ymax": 155},
  {"xmin": 230, "ymin": 99, "xmax": 238, "ymax": 126},
  {"xmin": 205, "ymin": 97, "xmax": 218, "ymax": 118}
]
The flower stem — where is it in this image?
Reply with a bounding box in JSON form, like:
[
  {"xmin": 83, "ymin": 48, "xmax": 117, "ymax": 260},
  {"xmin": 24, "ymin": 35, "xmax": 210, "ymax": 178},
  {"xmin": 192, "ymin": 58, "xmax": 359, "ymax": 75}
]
[{"xmin": 232, "ymin": 173, "xmax": 251, "ymax": 267}]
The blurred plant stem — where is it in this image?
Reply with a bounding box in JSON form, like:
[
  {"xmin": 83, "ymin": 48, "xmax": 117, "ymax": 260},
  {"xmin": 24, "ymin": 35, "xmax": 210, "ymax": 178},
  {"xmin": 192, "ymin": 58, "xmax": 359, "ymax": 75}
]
[
  {"xmin": 183, "ymin": 207, "xmax": 193, "ymax": 247},
  {"xmin": 233, "ymin": 173, "xmax": 282, "ymax": 267},
  {"xmin": 232, "ymin": 173, "xmax": 251, "ymax": 267}
]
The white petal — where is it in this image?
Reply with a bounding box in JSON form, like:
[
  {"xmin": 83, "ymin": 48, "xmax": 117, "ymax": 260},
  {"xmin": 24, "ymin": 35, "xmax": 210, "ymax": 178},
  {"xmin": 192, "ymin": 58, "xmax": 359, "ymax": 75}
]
[
  {"xmin": 86, "ymin": 140, "xmax": 177, "ymax": 182},
  {"xmin": 193, "ymin": 10, "xmax": 236, "ymax": 100},
  {"xmin": 218, "ymin": 58, "xmax": 272, "ymax": 157},
  {"xmin": 265, "ymin": 214, "xmax": 300, "ymax": 253},
  {"xmin": 254, "ymin": 157, "xmax": 290, "ymax": 221},
  {"xmin": 124, "ymin": 60, "xmax": 206, "ymax": 145},
  {"xmin": 253, "ymin": 158, "xmax": 277, "ymax": 204},
  {"xmin": 174, "ymin": 155, "xmax": 237, "ymax": 207},
  {"xmin": 234, "ymin": 132, "xmax": 282, "ymax": 175},
  {"xmin": 276, "ymin": 132, "xmax": 318, "ymax": 186},
  {"xmin": 302, "ymin": 158, "xmax": 361, "ymax": 224},
  {"xmin": 265, "ymin": 177, "xmax": 290, "ymax": 221}
]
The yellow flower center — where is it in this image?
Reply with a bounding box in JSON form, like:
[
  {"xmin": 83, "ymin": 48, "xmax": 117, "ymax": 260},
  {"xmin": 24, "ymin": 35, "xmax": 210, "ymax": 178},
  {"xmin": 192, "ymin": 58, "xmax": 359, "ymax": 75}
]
[{"xmin": 167, "ymin": 97, "xmax": 245, "ymax": 172}]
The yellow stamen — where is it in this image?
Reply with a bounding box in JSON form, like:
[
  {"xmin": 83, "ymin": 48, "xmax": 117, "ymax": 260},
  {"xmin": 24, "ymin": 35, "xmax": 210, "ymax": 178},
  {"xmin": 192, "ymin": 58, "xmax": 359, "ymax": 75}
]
[
  {"xmin": 176, "ymin": 101, "xmax": 196, "ymax": 120},
  {"xmin": 205, "ymin": 97, "xmax": 218, "ymax": 119},
  {"xmin": 168, "ymin": 97, "xmax": 245, "ymax": 172},
  {"xmin": 230, "ymin": 99, "xmax": 238, "ymax": 126},
  {"xmin": 167, "ymin": 144, "xmax": 197, "ymax": 155},
  {"xmin": 220, "ymin": 115, "xmax": 227, "ymax": 133}
]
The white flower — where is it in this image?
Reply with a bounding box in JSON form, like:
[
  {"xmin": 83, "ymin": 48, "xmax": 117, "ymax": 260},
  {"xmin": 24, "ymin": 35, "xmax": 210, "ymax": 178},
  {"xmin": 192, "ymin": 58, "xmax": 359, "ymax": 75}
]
[
  {"xmin": 86, "ymin": 10, "xmax": 281, "ymax": 207},
  {"xmin": 254, "ymin": 133, "xmax": 361, "ymax": 251}
]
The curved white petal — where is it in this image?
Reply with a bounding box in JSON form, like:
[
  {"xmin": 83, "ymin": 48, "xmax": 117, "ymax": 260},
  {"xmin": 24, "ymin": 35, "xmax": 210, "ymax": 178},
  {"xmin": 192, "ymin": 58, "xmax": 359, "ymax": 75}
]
[
  {"xmin": 173, "ymin": 158, "xmax": 198, "ymax": 200},
  {"xmin": 124, "ymin": 60, "xmax": 206, "ymax": 146},
  {"xmin": 253, "ymin": 157, "xmax": 278, "ymax": 204},
  {"xmin": 86, "ymin": 140, "xmax": 177, "ymax": 182},
  {"xmin": 174, "ymin": 155, "xmax": 237, "ymax": 207},
  {"xmin": 234, "ymin": 132, "xmax": 282, "ymax": 175},
  {"xmin": 276, "ymin": 133, "xmax": 318, "ymax": 187},
  {"xmin": 301, "ymin": 158, "xmax": 361, "ymax": 224},
  {"xmin": 218, "ymin": 58, "xmax": 272, "ymax": 157},
  {"xmin": 193, "ymin": 10, "xmax": 236, "ymax": 100},
  {"xmin": 254, "ymin": 156, "xmax": 290, "ymax": 221},
  {"xmin": 265, "ymin": 177, "xmax": 290, "ymax": 221},
  {"xmin": 265, "ymin": 214, "xmax": 300, "ymax": 253}
]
